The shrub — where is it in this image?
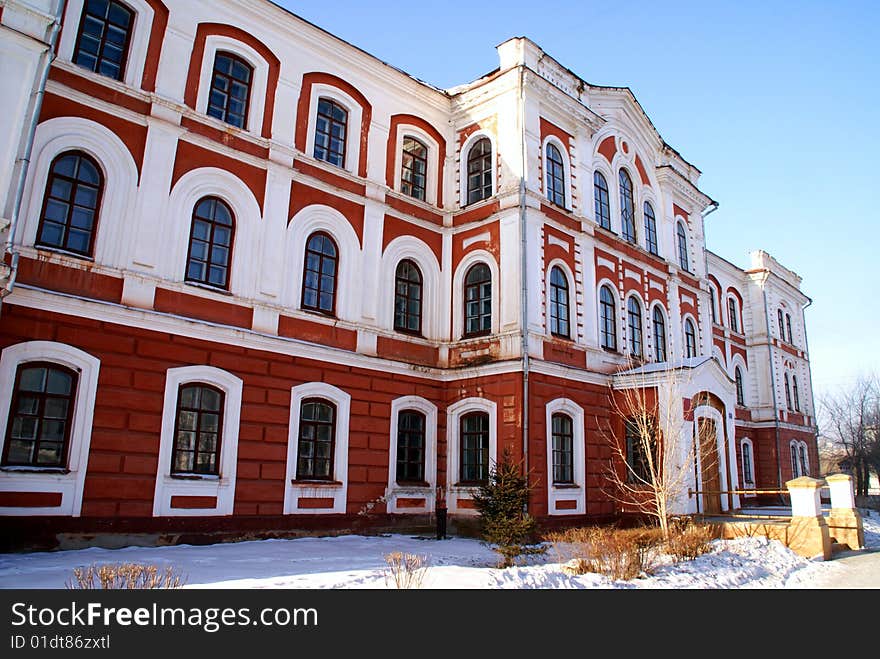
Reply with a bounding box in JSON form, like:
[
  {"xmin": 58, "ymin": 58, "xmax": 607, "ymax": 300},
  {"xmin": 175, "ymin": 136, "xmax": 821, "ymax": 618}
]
[
  {"xmin": 665, "ymin": 520, "xmax": 718, "ymax": 561},
  {"xmin": 550, "ymin": 525, "xmax": 662, "ymax": 580},
  {"xmin": 66, "ymin": 563, "xmax": 186, "ymax": 589},
  {"xmin": 383, "ymin": 552, "xmax": 429, "ymax": 589},
  {"xmin": 471, "ymin": 453, "xmax": 547, "ymax": 567}
]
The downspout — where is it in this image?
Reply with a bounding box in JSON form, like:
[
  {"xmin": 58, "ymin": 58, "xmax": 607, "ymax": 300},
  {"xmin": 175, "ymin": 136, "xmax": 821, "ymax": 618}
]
[
  {"xmin": 760, "ymin": 274, "xmax": 784, "ymax": 500},
  {"xmin": 1, "ymin": 1, "xmax": 64, "ymax": 303},
  {"xmin": 518, "ymin": 64, "xmax": 530, "ymax": 483}
]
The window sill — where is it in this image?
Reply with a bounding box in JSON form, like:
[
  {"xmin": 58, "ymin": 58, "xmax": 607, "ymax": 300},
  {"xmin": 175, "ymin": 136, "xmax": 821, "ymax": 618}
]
[
  {"xmin": 601, "ymin": 346, "xmax": 619, "ymax": 354},
  {"xmin": 170, "ymin": 473, "xmax": 219, "ymax": 481},
  {"xmin": 34, "ymin": 245, "xmax": 93, "ymax": 262},
  {"xmin": 291, "ymin": 479, "xmax": 343, "ymax": 487},
  {"xmin": 300, "ymin": 307, "xmax": 337, "ymax": 320},
  {"xmin": 552, "ymin": 483, "xmax": 581, "ymax": 490},
  {"xmin": 184, "ymin": 280, "xmax": 232, "ymax": 296},
  {"xmin": 453, "ymin": 481, "xmax": 485, "ymax": 488},
  {"xmin": 394, "ymin": 481, "xmax": 431, "ymax": 488},
  {"xmin": 1, "ymin": 466, "xmax": 69, "ymax": 474}
]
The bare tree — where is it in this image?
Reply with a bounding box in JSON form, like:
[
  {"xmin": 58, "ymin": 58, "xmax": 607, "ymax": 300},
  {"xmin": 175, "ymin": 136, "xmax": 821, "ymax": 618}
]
[
  {"xmin": 820, "ymin": 374, "xmax": 880, "ymax": 497},
  {"xmin": 600, "ymin": 359, "xmax": 709, "ymax": 540}
]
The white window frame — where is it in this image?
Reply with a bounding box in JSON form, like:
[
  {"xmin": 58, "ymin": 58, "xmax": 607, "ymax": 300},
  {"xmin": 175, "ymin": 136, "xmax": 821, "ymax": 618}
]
[
  {"xmin": 284, "ymin": 382, "xmax": 351, "ymax": 514},
  {"xmin": 0, "ymin": 341, "xmax": 100, "ymax": 516},
  {"xmin": 394, "ymin": 127, "xmax": 439, "ymax": 206},
  {"xmin": 195, "ymin": 36, "xmax": 269, "ymax": 135},
  {"xmin": 597, "ymin": 279, "xmax": 622, "ymax": 352},
  {"xmin": 445, "ymin": 397, "xmax": 497, "ymax": 515},
  {"xmin": 459, "ymin": 130, "xmax": 497, "ymax": 208},
  {"xmin": 545, "ymin": 398, "xmax": 585, "ymax": 515},
  {"xmin": 305, "ymin": 86, "xmax": 363, "ymax": 176},
  {"xmin": 379, "ymin": 236, "xmax": 442, "ymax": 340},
  {"xmin": 385, "ymin": 396, "xmax": 438, "ymax": 514},
  {"xmin": 675, "ymin": 219, "xmax": 690, "ymax": 272},
  {"xmin": 153, "ymin": 365, "xmax": 242, "ymax": 517},
  {"xmin": 740, "ymin": 437, "xmax": 755, "ymax": 492},
  {"xmin": 625, "ymin": 293, "xmax": 647, "ymax": 359},
  {"xmin": 542, "ymin": 135, "xmax": 571, "ymax": 211},
  {"xmin": 58, "ymin": 0, "xmax": 155, "ymax": 90},
  {"xmin": 682, "ymin": 313, "xmax": 699, "ymax": 359},
  {"xmin": 452, "ymin": 251, "xmax": 500, "ymax": 340},
  {"xmin": 649, "ymin": 302, "xmax": 669, "ymax": 363}
]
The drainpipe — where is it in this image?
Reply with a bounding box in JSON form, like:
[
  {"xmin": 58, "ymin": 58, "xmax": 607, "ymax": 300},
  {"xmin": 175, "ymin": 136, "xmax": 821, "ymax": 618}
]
[
  {"xmin": 518, "ymin": 64, "xmax": 530, "ymax": 484},
  {"xmin": 1, "ymin": 2, "xmax": 64, "ymax": 304},
  {"xmin": 761, "ymin": 274, "xmax": 784, "ymax": 500}
]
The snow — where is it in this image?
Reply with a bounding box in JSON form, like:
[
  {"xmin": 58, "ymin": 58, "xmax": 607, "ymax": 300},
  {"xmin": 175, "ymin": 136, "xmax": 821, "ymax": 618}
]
[{"xmin": 1, "ymin": 514, "xmax": 877, "ymax": 590}]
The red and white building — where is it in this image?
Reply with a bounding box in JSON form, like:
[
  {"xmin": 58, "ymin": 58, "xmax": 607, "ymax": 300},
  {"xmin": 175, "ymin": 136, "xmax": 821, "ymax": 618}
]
[{"xmin": 0, "ymin": 0, "xmax": 818, "ymax": 544}]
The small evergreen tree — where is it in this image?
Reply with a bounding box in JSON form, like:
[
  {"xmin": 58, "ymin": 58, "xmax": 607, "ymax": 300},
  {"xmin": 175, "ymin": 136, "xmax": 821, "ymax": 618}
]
[{"xmin": 472, "ymin": 451, "xmax": 546, "ymax": 567}]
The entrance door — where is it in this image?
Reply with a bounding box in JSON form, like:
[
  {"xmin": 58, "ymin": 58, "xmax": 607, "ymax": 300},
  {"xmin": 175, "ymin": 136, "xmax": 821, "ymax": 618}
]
[{"xmin": 698, "ymin": 418, "xmax": 722, "ymax": 515}]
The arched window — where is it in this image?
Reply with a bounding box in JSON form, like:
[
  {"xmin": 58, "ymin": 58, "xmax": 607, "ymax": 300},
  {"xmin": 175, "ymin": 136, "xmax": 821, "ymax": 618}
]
[
  {"xmin": 619, "ymin": 169, "xmax": 635, "ymax": 243},
  {"xmin": 790, "ymin": 441, "xmax": 799, "ymax": 477},
  {"xmin": 545, "ymin": 143, "xmax": 565, "ymax": 207},
  {"xmin": 799, "ymin": 443, "xmax": 808, "ymax": 477},
  {"xmin": 73, "ymin": 0, "xmax": 134, "ymax": 81},
  {"xmin": 466, "ymin": 137, "xmax": 493, "ymax": 205},
  {"xmin": 593, "ymin": 171, "xmax": 611, "ymax": 230},
  {"xmin": 302, "ymin": 231, "xmax": 338, "ymax": 314},
  {"xmin": 207, "ymin": 52, "xmax": 253, "ymax": 129},
  {"xmin": 784, "ymin": 373, "xmax": 792, "ymax": 410},
  {"xmin": 36, "ymin": 151, "xmax": 103, "ymax": 257},
  {"xmin": 728, "ymin": 297, "xmax": 739, "ymax": 333},
  {"xmin": 653, "ymin": 306, "xmax": 667, "ymax": 362},
  {"xmin": 401, "ymin": 137, "xmax": 428, "ymax": 201},
  {"xmin": 709, "ymin": 286, "xmax": 718, "ymax": 324},
  {"xmin": 778, "ymin": 309, "xmax": 786, "ymax": 341},
  {"xmin": 549, "ymin": 266, "xmax": 570, "ymax": 339},
  {"xmin": 735, "ymin": 367, "xmax": 745, "ymax": 406},
  {"xmin": 786, "ymin": 314, "xmax": 793, "ymax": 346},
  {"xmin": 599, "ymin": 285, "xmax": 617, "ymax": 351},
  {"xmin": 186, "ymin": 197, "xmax": 235, "ymax": 289},
  {"xmin": 314, "ymin": 98, "xmax": 348, "ymax": 167},
  {"xmin": 394, "ymin": 259, "xmax": 422, "ymax": 335},
  {"xmin": 171, "ymin": 384, "xmax": 224, "ymax": 475},
  {"xmin": 684, "ymin": 319, "xmax": 697, "ymax": 358},
  {"xmin": 644, "ymin": 202, "xmax": 658, "ymax": 255},
  {"xmin": 551, "ymin": 412, "xmax": 574, "ymax": 484},
  {"xmin": 627, "ymin": 297, "xmax": 643, "ymax": 359},
  {"xmin": 459, "ymin": 411, "xmax": 490, "ymax": 484},
  {"xmin": 2, "ymin": 362, "xmax": 78, "ymax": 468},
  {"xmin": 792, "ymin": 375, "xmax": 800, "ymax": 412},
  {"xmin": 463, "ymin": 263, "xmax": 492, "ymax": 338},
  {"xmin": 676, "ymin": 222, "xmax": 689, "ymax": 271},
  {"xmin": 741, "ymin": 439, "xmax": 754, "ymax": 485},
  {"xmin": 395, "ymin": 409, "xmax": 426, "ymax": 483},
  {"xmin": 296, "ymin": 398, "xmax": 336, "ymax": 480}
]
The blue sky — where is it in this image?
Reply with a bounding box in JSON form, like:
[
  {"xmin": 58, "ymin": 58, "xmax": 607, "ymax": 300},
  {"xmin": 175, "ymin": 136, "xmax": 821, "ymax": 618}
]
[{"xmin": 276, "ymin": 0, "xmax": 879, "ymax": 401}]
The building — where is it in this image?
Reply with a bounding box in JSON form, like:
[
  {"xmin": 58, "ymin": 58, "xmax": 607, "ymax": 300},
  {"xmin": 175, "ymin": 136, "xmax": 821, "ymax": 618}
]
[{"xmin": 0, "ymin": 0, "xmax": 818, "ymax": 545}]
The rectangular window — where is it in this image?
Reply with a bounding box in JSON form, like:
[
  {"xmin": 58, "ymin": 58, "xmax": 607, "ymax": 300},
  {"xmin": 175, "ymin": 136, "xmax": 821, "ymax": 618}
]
[
  {"xmin": 73, "ymin": 0, "xmax": 133, "ymax": 81},
  {"xmin": 551, "ymin": 413, "xmax": 574, "ymax": 484},
  {"xmin": 395, "ymin": 410, "xmax": 426, "ymax": 483},
  {"xmin": 459, "ymin": 412, "xmax": 489, "ymax": 484},
  {"xmin": 171, "ymin": 384, "xmax": 224, "ymax": 475},
  {"xmin": 207, "ymin": 53, "xmax": 253, "ymax": 130},
  {"xmin": 296, "ymin": 399, "xmax": 336, "ymax": 480},
  {"xmin": 625, "ymin": 418, "xmax": 655, "ymax": 484}
]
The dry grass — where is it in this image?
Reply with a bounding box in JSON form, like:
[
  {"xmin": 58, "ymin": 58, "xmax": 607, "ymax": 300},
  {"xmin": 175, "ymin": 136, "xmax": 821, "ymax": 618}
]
[
  {"xmin": 383, "ymin": 552, "xmax": 429, "ymax": 589},
  {"xmin": 547, "ymin": 525, "xmax": 663, "ymax": 581},
  {"xmin": 66, "ymin": 563, "xmax": 186, "ymax": 589}
]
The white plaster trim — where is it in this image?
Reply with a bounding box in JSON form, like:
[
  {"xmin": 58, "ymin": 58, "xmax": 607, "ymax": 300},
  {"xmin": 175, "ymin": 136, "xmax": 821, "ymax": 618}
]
[
  {"xmin": 0, "ymin": 341, "xmax": 99, "ymax": 516},
  {"xmin": 649, "ymin": 279, "xmax": 664, "ymax": 292},
  {"xmin": 58, "ymin": 0, "xmax": 154, "ymax": 90},
  {"xmin": 547, "ymin": 234, "xmax": 570, "ymax": 252},
  {"xmin": 378, "ymin": 236, "xmax": 441, "ymax": 339},
  {"xmin": 545, "ymin": 398, "xmax": 586, "ymax": 515},
  {"xmin": 195, "ymin": 36, "xmax": 269, "ymax": 136},
  {"xmin": 152, "ymin": 365, "xmax": 242, "ymax": 517},
  {"xmin": 284, "ymin": 382, "xmax": 351, "ymax": 514},
  {"xmin": 18, "ymin": 117, "xmax": 139, "ymax": 269},
  {"xmin": 451, "ymin": 249, "xmax": 500, "ymax": 340},
  {"xmin": 596, "ymin": 255, "xmax": 616, "ymax": 271},
  {"xmin": 304, "ymin": 83, "xmax": 364, "ymax": 176},
  {"xmin": 284, "ymin": 204, "xmax": 361, "ymax": 322},
  {"xmin": 385, "ymin": 396, "xmax": 438, "ymax": 514},
  {"xmin": 545, "ymin": 259, "xmax": 576, "ymax": 339},
  {"xmin": 541, "ymin": 134, "xmax": 571, "ymax": 211},
  {"xmin": 459, "ymin": 130, "xmax": 497, "ymax": 208},
  {"xmin": 462, "ymin": 232, "xmax": 491, "ymax": 250},
  {"xmin": 445, "ymin": 397, "xmax": 497, "ymax": 515},
  {"xmin": 392, "ymin": 125, "xmax": 440, "ymax": 206},
  {"xmin": 624, "ymin": 268, "xmax": 642, "ymax": 283},
  {"xmin": 164, "ymin": 166, "xmax": 262, "ymax": 299}
]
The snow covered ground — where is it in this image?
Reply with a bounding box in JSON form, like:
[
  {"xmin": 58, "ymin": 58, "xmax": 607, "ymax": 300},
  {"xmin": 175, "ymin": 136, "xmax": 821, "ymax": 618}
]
[{"xmin": 1, "ymin": 513, "xmax": 877, "ymax": 589}]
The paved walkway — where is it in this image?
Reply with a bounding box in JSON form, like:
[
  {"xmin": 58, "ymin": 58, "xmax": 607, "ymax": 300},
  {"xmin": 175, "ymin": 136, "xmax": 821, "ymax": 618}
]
[{"xmin": 812, "ymin": 547, "xmax": 880, "ymax": 588}]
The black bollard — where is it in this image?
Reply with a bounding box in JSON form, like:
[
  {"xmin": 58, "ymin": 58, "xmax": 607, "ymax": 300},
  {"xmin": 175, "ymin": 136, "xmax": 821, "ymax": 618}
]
[{"xmin": 436, "ymin": 505, "xmax": 447, "ymax": 540}]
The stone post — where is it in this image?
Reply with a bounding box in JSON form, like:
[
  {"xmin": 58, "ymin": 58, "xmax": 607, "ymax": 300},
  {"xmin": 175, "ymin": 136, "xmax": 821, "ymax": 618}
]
[
  {"xmin": 825, "ymin": 473, "xmax": 864, "ymax": 550},
  {"xmin": 785, "ymin": 476, "xmax": 831, "ymax": 560}
]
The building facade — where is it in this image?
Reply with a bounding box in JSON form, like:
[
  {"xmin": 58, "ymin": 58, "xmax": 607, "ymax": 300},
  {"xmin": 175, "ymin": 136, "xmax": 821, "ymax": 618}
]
[{"xmin": 0, "ymin": 0, "xmax": 818, "ymax": 542}]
